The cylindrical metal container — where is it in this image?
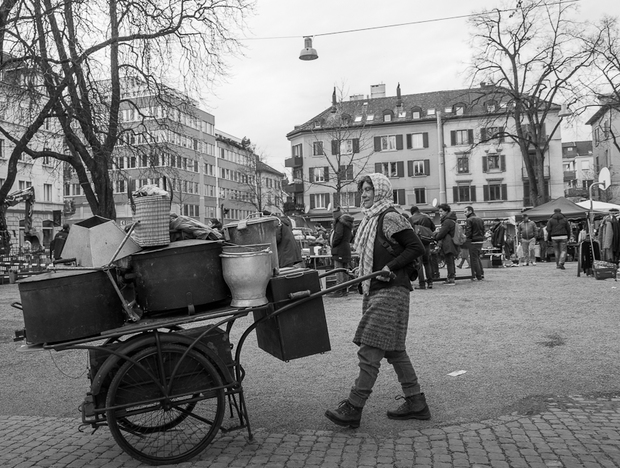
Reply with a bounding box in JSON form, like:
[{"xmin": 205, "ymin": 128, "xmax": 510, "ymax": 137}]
[
  {"xmin": 223, "ymin": 216, "xmax": 280, "ymax": 275},
  {"xmin": 220, "ymin": 248, "xmax": 272, "ymax": 307},
  {"xmin": 17, "ymin": 270, "xmax": 124, "ymax": 344},
  {"xmin": 130, "ymin": 239, "xmax": 230, "ymax": 314}
]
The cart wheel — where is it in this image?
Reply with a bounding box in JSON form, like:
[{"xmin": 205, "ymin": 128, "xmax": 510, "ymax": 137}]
[{"xmin": 106, "ymin": 343, "xmax": 225, "ymax": 465}]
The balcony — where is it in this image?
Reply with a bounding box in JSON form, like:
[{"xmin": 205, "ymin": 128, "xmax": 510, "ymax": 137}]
[
  {"xmin": 522, "ymin": 166, "xmax": 550, "ymax": 180},
  {"xmin": 284, "ymin": 181, "xmax": 304, "ymax": 194},
  {"xmin": 565, "ymin": 187, "xmax": 589, "ymax": 198},
  {"xmin": 285, "ymin": 156, "xmax": 303, "ymax": 168},
  {"xmin": 563, "ymin": 170, "xmax": 576, "ymax": 182}
]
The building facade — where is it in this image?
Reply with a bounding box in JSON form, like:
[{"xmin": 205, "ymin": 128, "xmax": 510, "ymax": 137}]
[
  {"xmin": 286, "ymin": 84, "xmax": 565, "ymax": 223},
  {"xmin": 562, "ymin": 141, "xmax": 594, "ymax": 200},
  {"xmin": 586, "ymin": 96, "xmax": 620, "ymax": 202},
  {"xmin": 0, "ymin": 63, "xmax": 64, "ymax": 252},
  {"xmin": 65, "ymin": 79, "xmax": 281, "ymax": 227}
]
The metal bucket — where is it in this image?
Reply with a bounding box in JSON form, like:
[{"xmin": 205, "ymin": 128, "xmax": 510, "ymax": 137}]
[
  {"xmin": 223, "ymin": 216, "xmax": 280, "ymax": 275},
  {"xmin": 220, "ymin": 248, "xmax": 272, "ymax": 307}
]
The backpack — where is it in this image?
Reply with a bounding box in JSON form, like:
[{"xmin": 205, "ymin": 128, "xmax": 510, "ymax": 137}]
[
  {"xmin": 376, "ymin": 208, "xmax": 419, "ymax": 282},
  {"xmin": 412, "ymin": 224, "xmax": 434, "ymax": 245},
  {"xmin": 453, "ymin": 222, "xmax": 467, "ymax": 246}
]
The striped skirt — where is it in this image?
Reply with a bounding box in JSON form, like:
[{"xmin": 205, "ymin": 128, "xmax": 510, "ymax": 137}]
[{"xmin": 353, "ymin": 286, "xmax": 410, "ymax": 351}]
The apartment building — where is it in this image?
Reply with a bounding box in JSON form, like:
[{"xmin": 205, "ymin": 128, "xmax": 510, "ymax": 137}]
[
  {"xmin": 286, "ymin": 83, "xmax": 565, "ymax": 222},
  {"xmin": 587, "ymin": 95, "xmax": 620, "ymax": 202},
  {"xmin": 0, "ymin": 62, "xmax": 64, "ymax": 252},
  {"xmin": 562, "ymin": 141, "xmax": 594, "ymax": 200},
  {"xmin": 65, "ymin": 79, "xmax": 281, "ymax": 226}
]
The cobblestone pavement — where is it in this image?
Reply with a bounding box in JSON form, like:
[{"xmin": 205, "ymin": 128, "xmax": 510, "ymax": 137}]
[{"xmin": 1, "ymin": 394, "xmax": 619, "ymax": 468}]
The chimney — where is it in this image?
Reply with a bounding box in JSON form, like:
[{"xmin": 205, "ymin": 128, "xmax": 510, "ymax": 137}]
[
  {"xmin": 370, "ymin": 83, "xmax": 386, "ymax": 99},
  {"xmin": 396, "ymin": 83, "xmax": 402, "ymax": 108}
]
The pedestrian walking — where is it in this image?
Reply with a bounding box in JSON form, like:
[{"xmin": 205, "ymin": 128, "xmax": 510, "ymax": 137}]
[
  {"xmin": 409, "ymin": 205, "xmax": 436, "ymax": 289},
  {"xmin": 464, "ymin": 206, "xmax": 485, "ymax": 281},
  {"xmin": 329, "ymin": 207, "xmax": 354, "ymax": 297},
  {"xmin": 433, "ymin": 203, "xmax": 458, "ymax": 285},
  {"xmin": 325, "ymin": 173, "xmax": 428, "ymax": 428},
  {"xmin": 518, "ymin": 214, "xmax": 538, "ymax": 266},
  {"xmin": 546, "ymin": 208, "xmax": 571, "ymax": 270}
]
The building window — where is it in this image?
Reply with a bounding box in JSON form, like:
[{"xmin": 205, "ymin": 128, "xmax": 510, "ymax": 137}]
[
  {"xmin": 413, "ymin": 160, "xmax": 425, "ymax": 176},
  {"xmin": 486, "ymin": 100, "xmax": 498, "ymax": 112},
  {"xmin": 484, "ymin": 183, "xmax": 507, "ymax": 201},
  {"xmin": 374, "ymin": 135, "xmax": 403, "ymax": 152},
  {"xmin": 310, "ymin": 193, "xmax": 330, "ymax": 209},
  {"xmin": 0, "ymin": 139, "xmax": 4, "ymax": 158},
  {"xmin": 393, "ymin": 189, "xmax": 406, "ymax": 205},
  {"xmin": 338, "ymin": 165, "xmax": 354, "ymax": 181},
  {"xmin": 457, "ymin": 156, "xmax": 469, "ymax": 173},
  {"xmin": 309, "ymin": 166, "xmax": 328, "ymax": 183},
  {"xmin": 427, "ymin": 109, "xmax": 436, "ymax": 116},
  {"xmin": 453, "ymin": 184, "xmax": 476, "ymax": 203},
  {"xmin": 451, "ymin": 129, "xmax": 474, "ymax": 146},
  {"xmin": 414, "ymin": 188, "xmax": 426, "ymax": 204},
  {"xmin": 378, "ymin": 162, "xmax": 400, "ymax": 178},
  {"xmin": 339, "ymin": 191, "xmax": 357, "ymax": 208},
  {"xmin": 43, "ymin": 184, "xmax": 52, "ymax": 202},
  {"xmin": 312, "ymin": 141, "xmax": 323, "ymax": 156},
  {"xmin": 483, "ymin": 154, "xmax": 505, "ymax": 172},
  {"xmin": 383, "ymin": 111, "xmax": 393, "ymax": 122},
  {"xmin": 481, "ymin": 127, "xmax": 504, "ymax": 142},
  {"xmin": 411, "ymin": 107, "xmax": 422, "ymax": 119},
  {"xmin": 454, "ymin": 105, "xmax": 465, "ymax": 116},
  {"xmin": 292, "ymin": 144, "xmax": 302, "ymax": 158},
  {"xmin": 19, "ymin": 180, "xmax": 32, "ymax": 190},
  {"xmin": 407, "ymin": 132, "xmax": 428, "ymax": 149},
  {"xmin": 381, "ymin": 136, "xmax": 397, "ymax": 151}
]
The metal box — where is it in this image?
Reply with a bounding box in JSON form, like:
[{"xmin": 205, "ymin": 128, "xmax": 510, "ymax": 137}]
[
  {"xmin": 62, "ymin": 216, "xmax": 141, "ymax": 267},
  {"xmin": 253, "ymin": 268, "xmax": 330, "ymax": 361},
  {"xmin": 130, "ymin": 240, "xmax": 230, "ymax": 314},
  {"xmin": 18, "ymin": 270, "xmax": 124, "ymax": 344}
]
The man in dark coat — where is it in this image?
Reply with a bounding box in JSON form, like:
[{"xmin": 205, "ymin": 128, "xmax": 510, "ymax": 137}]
[
  {"xmin": 464, "ymin": 206, "xmax": 486, "ymax": 281},
  {"xmin": 409, "ymin": 206, "xmax": 436, "ymax": 289},
  {"xmin": 433, "ymin": 204, "xmax": 459, "ymax": 285},
  {"xmin": 329, "ymin": 208, "xmax": 354, "ymax": 297},
  {"xmin": 546, "ymin": 208, "xmax": 571, "ymax": 269}
]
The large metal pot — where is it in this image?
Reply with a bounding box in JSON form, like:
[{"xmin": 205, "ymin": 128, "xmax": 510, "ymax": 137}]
[
  {"xmin": 130, "ymin": 239, "xmax": 230, "ymax": 314},
  {"xmin": 223, "ymin": 216, "xmax": 280, "ymax": 275},
  {"xmin": 17, "ymin": 270, "xmax": 125, "ymax": 344}
]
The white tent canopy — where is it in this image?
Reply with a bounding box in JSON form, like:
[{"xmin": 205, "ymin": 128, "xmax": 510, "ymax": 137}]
[{"xmin": 575, "ymin": 200, "xmax": 620, "ymax": 212}]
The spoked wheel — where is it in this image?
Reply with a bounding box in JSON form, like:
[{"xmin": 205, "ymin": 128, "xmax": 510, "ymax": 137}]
[{"xmin": 106, "ymin": 343, "xmax": 225, "ymax": 465}]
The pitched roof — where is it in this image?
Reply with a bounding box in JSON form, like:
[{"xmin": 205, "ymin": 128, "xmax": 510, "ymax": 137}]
[{"xmin": 287, "ymin": 86, "xmax": 561, "ymax": 137}]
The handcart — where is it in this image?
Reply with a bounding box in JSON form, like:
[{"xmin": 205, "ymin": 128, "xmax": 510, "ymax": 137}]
[{"xmin": 13, "ymin": 258, "xmax": 383, "ymax": 465}]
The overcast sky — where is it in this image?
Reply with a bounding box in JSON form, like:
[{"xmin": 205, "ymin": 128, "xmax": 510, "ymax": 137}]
[{"xmin": 202, "ymin": 0, "xmax": 615, "ymax": 174}]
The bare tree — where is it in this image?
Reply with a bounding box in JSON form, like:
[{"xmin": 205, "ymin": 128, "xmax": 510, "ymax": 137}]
[
  {"xmin": 304, "ymin": 86, "xmax": 374, "ymax": 211},
  {"xmin": 579, "ymin": 16, "xmax": 620, "ymax": 201},
  {"xmin": 0, "ymin": 0, "xmax": 253, "ymax": 229},
  {"xmin": 467, "ymin": 0, "xmax": 597, "ymax": 206}
]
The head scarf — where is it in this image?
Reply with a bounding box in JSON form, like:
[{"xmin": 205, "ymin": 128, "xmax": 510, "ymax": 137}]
[{"xmin": 353, "ymin": 173, "xmax": 394, "ymax": 294}]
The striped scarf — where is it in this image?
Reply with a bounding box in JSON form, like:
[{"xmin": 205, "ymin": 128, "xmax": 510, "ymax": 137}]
[{"xmin": 353, "ymin": 173, "xmax": 394, "ymax": 295}]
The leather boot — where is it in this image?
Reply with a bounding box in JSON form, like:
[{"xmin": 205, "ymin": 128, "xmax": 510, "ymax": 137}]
[
  {"xmin": 387, "ymin": 393, "xmax": 431, "ymax": 420},
  {"xmin": 325, "ymin": 399, "xmax": 362, "ymax": 428}
]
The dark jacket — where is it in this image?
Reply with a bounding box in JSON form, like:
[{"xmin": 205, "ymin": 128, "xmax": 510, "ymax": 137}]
[
  {"xmin": 276, "ymin": 216, "xmax": 302, "ymax": 268},
  {"xmin": 518, "ymin": 220, "xmax": 538, "ymax": 240},
  {"xmin": 547, "ymin": 213, "xmax": 571, "ymax": 239},
  {"xmin": 491, "ymin": 222, "xmax": 506, "ymax": 248},
  {"xmin": 433, "ymin": 211, "xmax": 459, "ymax": 255},
  {"xmin": 465, "ymin": 213, "xmax": 486, "ymax": 243},
  {"xmin": 370, "ymin": 212, "xmax": 424, "ymax": 293},
  {"xmin": 409, "ymin": 212, "xmax": 436, "ymax": 231},
  {"xmin": 331, "ymin": 214, "xmax": 354, "ymax": 262}
]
